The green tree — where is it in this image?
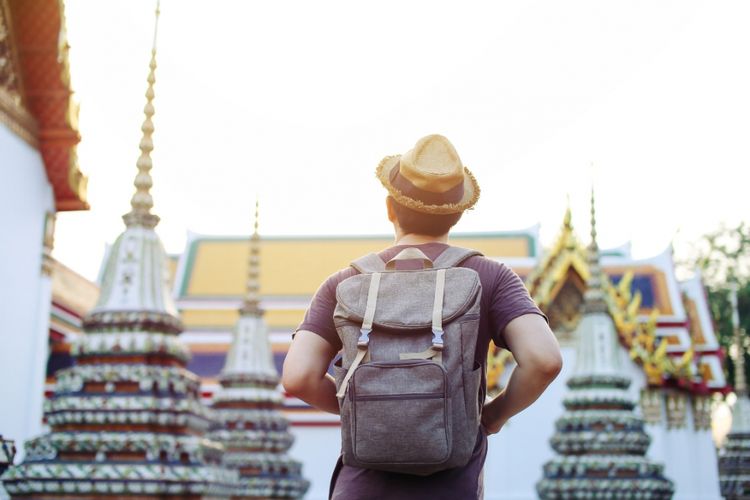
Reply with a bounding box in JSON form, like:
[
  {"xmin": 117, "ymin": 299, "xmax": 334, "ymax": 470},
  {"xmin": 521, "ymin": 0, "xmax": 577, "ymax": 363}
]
[{"xmin": 686, "ymin": 222, "xmax": 750, "ymax": 389}]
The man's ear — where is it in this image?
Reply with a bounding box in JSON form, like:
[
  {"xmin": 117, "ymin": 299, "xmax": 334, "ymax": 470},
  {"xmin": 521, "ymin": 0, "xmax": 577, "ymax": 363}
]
[{"xmin": 386, "ymin": 196, "xmax": 397, "ymax": 223}]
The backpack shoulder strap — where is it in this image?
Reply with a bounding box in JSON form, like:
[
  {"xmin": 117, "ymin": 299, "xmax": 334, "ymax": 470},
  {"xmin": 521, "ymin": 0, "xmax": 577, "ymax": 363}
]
[
  {"xmin": 351, "ymin": 253, "xmax": 386, "ymax": 274},
  {"xmin": 433, "ymin": 246, "xmax": 483, "ymax": 269}
]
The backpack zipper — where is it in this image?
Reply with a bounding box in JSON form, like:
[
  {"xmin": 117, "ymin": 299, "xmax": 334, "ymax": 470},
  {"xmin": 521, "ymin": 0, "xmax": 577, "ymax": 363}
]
[{"xmin": 352, "ymin": 392, "xmax": 444, "ymax": 402}]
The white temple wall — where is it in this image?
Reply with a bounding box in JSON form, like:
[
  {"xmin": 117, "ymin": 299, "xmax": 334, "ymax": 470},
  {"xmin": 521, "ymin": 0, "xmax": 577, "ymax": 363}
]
[
  {"xmin": 483, "ymin": 344, "xmax": 575, "ymax": 499},
  {"xmin": 0, "ymin": 126, "xmax": 54, "ymax": 457},
  {"xmin": 622, "ymin": 342, "xmax": 721, "ymax": 499},
  {"xmin": 664, "ymin": 426, "xmax": 696, "ymax": 498},
  {"xmin": 649, "ymin": 422, "xmax": 720, "ymax": 500},
  {"xmin": 287, "ymin": 426, "xmax": 341, "ymax": 500},
  {"xmin": 691, "ymin": 428, "xmax": 720, "ymax": 499}
]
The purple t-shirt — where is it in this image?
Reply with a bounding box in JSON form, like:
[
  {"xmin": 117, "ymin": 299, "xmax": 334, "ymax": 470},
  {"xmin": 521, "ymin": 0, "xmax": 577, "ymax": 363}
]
[{"xmin": 295, "ymin": 243, "xmax": 545, "ymax": 500}]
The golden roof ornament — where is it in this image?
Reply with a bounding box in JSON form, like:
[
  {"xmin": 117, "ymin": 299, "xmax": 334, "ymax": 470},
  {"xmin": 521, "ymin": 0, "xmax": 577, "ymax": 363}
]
[
  {"xmin": 563, "ymin": 196, "xmax": 574, "ymax": 249},
  {"xmin": 123, "ymin": 0, "xmax": 161, "ymax": 229}
]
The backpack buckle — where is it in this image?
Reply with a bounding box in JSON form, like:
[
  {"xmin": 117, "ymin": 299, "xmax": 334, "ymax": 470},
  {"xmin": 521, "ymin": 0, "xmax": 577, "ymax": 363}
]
[
  {"xmin": 431, "ymin": 328, "xmax": 444, "ymax": 351},
  {"xmin": 358, "ymin": 328, "xmax": 372, "ymax": 347}
]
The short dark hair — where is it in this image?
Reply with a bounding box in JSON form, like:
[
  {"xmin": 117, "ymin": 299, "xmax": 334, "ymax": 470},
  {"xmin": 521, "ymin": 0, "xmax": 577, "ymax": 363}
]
[{"xmin": 388, "ymin": 196, "xmax": 462, "ymax": 237}]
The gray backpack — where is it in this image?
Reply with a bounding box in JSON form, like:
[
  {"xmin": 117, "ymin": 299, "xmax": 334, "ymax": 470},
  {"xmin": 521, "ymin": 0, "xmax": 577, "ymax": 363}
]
[{"xmin": 333, "ymin": 246, "xmax": 484, "ymax": 475}]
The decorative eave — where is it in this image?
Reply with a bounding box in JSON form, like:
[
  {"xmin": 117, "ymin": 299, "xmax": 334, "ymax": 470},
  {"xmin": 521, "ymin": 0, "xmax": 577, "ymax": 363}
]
[
  {"xmin": 526, "ymin": 208, "xmax": 590, "ymax": 309},
  {"xmin": 4, "ymin": 0, "xmax": 88, "ymax": 211}
]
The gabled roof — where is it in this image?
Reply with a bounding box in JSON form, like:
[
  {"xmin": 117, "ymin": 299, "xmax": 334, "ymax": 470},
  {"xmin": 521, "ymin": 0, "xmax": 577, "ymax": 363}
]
[
  {"xmin": 526, "ymin": 207, "xmax": 589, "ymax": 310},
  {"xmin": 173, "ymin": 229, "xmax": 540, "ymax": 301}
]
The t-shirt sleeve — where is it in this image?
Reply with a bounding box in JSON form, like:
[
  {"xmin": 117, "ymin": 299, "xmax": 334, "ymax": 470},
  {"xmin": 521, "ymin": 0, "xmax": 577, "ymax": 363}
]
[
  {"xmin": 489, "ymin": 263, "xmax": 548, "ymax": 349},
  {"xmin": 294, "ymin": 268, "xmax": 356, "ymax": 351}
]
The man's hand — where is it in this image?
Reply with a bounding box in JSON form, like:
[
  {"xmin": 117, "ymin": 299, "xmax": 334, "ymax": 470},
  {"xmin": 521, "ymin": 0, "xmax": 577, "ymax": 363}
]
[
  {"xmin": 282, "ymin": 330, "xmax": 340, "ymax": 415},
  {"xmin": 481, "ymin": 314, "xmax": 562, "ymax": 435},
  {"xmin": 481, "ymin": 394, "xmax": 507, "ymax": 435}
]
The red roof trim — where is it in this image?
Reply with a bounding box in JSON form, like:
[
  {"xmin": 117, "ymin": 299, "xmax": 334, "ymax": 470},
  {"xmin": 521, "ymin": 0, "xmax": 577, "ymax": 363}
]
[{"xmin": 8, "ymin": 0, "xmax": 88, "ymax": 211}]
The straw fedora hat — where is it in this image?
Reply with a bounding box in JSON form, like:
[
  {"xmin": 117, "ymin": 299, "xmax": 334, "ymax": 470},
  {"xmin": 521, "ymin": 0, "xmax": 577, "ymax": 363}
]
[{"xmin": 376, "ymin": 134, "xmax": 480, "ymax": 215}]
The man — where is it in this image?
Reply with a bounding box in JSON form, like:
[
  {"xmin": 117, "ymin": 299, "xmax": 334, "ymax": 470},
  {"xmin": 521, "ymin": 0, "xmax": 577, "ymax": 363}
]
[{"xmin": 282, "ymin": 134, "xmax": 562, "ymax": 499}]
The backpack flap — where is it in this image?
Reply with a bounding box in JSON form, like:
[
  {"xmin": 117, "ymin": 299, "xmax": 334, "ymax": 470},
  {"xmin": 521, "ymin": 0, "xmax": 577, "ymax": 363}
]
[{"xmin": 334, "ymin": 268, "xmax": 480, "ymax": 329}]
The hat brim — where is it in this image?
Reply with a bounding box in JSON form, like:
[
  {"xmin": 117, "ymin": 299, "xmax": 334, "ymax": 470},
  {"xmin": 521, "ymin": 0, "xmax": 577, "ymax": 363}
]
[{"xmin": 376, "ymin": 155, "xmax": 480, "ymax": 215}]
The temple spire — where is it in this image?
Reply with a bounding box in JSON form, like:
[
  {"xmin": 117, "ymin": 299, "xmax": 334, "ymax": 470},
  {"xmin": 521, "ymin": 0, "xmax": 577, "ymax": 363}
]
[
  {"xmin": 583, "ymin": 186, "xmax": 607, "ymax": 313},
  {"xmin": 211, "ymin": 200, "xmax": 310, "ymax": 497},
  {"xmin": 720, "ymin": 282, "xmax": 750, "ymax": 496},
  {"xmin": 731, "ymin": 283, "xmax": 747, "ymax": 396},
  {"xmin": 588, "ymin": 186, "xmax": 598, "ymax": 255},
  {"xmin": 123, "ymin": 0, "xmax": 161, "ymax": 229},
  {"xmin": 537, "ymin": 186, "xmax": 674, "ymax": 499},
  {"xmin": 241, "ymin": 198, "xmax": 263, "ymax": 316}
]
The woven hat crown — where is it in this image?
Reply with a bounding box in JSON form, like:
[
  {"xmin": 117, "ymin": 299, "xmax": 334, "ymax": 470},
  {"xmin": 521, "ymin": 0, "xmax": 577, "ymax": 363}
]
[
  {"xmin": 376, "ymin": 134, "xmax": 480, "ymax": 215},
  {"xmin": 399, "ymin": 135, "xmax": 464, "ymax": 194}
]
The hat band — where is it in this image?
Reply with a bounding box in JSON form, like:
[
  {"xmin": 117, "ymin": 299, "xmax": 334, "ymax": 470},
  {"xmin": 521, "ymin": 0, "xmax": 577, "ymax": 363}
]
[{"xmin": 390, "ymin": 164, "xmax": 464, "ymax": 206}]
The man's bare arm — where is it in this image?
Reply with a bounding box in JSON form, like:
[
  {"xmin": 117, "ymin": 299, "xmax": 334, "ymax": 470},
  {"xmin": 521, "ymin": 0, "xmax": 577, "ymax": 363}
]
[
  {"xmin": 281, "ymin": 329, "xmax": 340, "ymax": 415},
  {"xmin": 481, "ymin": 313, "xmax": 562, "ymax": 434}
]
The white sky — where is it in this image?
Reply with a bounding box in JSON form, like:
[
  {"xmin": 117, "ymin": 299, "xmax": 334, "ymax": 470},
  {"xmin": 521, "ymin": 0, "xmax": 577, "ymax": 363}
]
[{"xmin": 56, "ymin": 0, "xmax": 750, "ymax": 282}]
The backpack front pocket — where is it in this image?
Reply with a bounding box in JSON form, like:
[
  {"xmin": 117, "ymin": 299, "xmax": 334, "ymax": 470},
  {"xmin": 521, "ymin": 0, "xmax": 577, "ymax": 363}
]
[{"xmin": 349, "ymin": 360, "xmax": 451, "ymax": 466}]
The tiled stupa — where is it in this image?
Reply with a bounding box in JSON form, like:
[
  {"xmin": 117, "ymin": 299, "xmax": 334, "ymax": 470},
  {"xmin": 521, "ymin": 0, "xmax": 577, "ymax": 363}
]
[
  {"xmin": 208, "ymin": 202, "xmax": 309, "ymax": 499},
  {"xmin": 0, "ymin": 436, "xmax": 15, "ymax": 477},
  {"xmin": 2, "ymin": 4, "xmax": 234, "ymax": 498},
  {"xmin": 718, "ymin": 285, "xmax": 750, "ymax": 498},
  {"xmin": 536, "ymin": 192, "xmax": 674, "ymax": 499}
]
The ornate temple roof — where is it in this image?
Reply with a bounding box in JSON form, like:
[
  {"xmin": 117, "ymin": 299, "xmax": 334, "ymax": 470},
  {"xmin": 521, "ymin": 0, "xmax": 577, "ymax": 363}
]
[
  {"xmin": 0, "ymin": 0, "xmax": 88, "ymax": 211},
  {"xmin": 518, "ymin": 204, "xmax": 727, "ymax": 395}
]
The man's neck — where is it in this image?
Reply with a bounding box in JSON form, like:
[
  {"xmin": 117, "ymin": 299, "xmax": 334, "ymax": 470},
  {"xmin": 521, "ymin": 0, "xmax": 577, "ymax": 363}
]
[{"xmin": 394, "ymin": 233, "xmax": 449, "ymax": 246}]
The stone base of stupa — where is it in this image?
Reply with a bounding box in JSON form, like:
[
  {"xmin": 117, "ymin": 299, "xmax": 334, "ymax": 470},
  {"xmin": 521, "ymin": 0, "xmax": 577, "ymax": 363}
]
[
  {"xmin": 719, "ymin": 431, "xmax": 750, "ymax": 500},
  {"xmin": 538, "ymin": 454, "xmax": 674, "ymax": 499}
]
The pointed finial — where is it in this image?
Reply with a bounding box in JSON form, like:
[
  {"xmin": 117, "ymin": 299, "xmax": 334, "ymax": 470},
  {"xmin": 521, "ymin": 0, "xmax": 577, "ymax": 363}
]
[
  {"xmin": 253, "ymin": 197, "xmax": 259, "ymax": 235},
  {"xmin": 123, "ymin": 0, "xmax": 161, "ymax": 229},
  {"xmin": 556, "ymin": 195, "xmax": 575, "ymax": 252},
  {"xmin": 563, "ymin": 194, "xmax": 573, "ymax": 230},
  {"xmin": 583, "ymin": 185, "xmax": 608, "ymax": 313},
  {"xmin": 589, "ymin": 185, "xmax": 598, "ymax": 253},
  {"xmin": 241, "ymin": 198, "xmax": 263, "ymax": 316}
]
